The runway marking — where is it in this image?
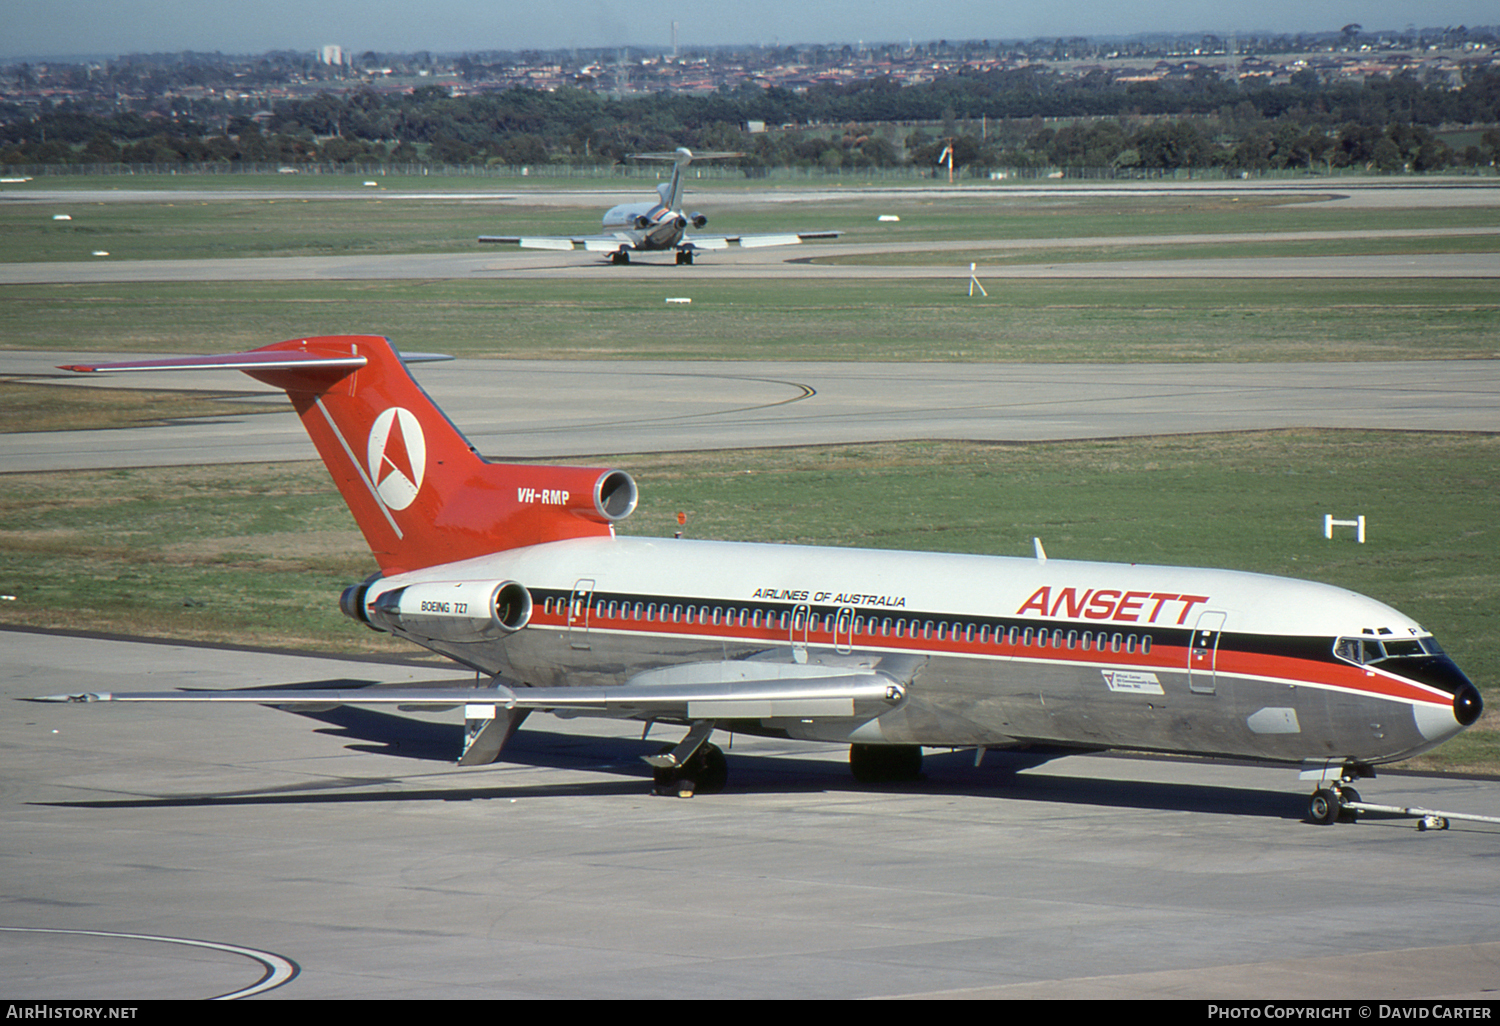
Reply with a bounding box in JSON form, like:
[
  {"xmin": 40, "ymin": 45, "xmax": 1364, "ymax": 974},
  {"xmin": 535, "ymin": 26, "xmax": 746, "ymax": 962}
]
[{"xmin": 0, "ymin": 926, "xmax": 299, "ymax": 999}]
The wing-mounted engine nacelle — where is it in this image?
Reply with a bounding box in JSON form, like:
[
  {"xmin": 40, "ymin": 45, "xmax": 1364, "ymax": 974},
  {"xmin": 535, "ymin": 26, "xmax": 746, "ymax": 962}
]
[
  {"xmin": 689, "ymin": 212, "xmax": 707, "ymax": 229},
  {"xmin": 362, "ymin": 580, "xmax": 533, "ymax": 643}
]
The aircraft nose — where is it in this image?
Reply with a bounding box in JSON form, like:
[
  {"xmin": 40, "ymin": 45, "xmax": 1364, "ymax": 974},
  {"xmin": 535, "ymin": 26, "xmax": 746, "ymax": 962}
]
[{"xmin": 1454, "ymin": 682, "xmax": 1483, "ymax": 727}]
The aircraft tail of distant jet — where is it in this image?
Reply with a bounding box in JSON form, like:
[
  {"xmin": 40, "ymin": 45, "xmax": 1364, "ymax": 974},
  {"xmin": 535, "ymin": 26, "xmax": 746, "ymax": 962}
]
[{"xmin": 61, "ymin": 337, "xmax": 638, "ymax": 576}]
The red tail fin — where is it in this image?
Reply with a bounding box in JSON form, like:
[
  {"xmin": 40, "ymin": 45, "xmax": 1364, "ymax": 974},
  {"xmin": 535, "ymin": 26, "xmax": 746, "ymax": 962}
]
[{"xmin": 63, "ymin": 336, "xmax": 637, "ymax": 574}]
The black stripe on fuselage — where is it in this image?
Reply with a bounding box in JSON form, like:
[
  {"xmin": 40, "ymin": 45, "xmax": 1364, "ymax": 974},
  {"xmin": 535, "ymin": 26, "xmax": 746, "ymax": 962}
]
[{"xmin": 525, "ymin": 587, "xmax": 1454, "ymax": 699}]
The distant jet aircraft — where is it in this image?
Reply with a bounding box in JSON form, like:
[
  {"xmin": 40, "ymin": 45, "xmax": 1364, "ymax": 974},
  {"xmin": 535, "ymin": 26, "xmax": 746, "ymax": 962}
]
[
  {"xmin": 37, "ymin": 337, "xmax": 1486, "ymax": 823},
  {"xmin": 478, "ymin": 147, "xmax": 839, "ymax": 264}
]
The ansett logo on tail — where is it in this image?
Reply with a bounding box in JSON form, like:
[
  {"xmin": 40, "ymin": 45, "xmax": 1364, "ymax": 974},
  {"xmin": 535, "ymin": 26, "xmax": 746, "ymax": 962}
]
[{"xmin": 367, "ymin": 408, "xmax": 426, "ymax": 511}]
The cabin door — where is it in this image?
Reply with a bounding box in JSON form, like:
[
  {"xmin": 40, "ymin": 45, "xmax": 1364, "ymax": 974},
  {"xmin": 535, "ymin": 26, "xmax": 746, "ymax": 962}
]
[
  {"xmin": 567, "ymin": 579, "xmax": 595, "ymax": 650},
  {"xmin": 789, "ymin": 603, "xmax": 810, "ymax": 664},
  {"xmin": 834, "ymin": 606, "xmax": 856, "ymax": 655},
  {"xmin": 1187, "ymin": 610, "xmax": 1227, "ymax": 695}
]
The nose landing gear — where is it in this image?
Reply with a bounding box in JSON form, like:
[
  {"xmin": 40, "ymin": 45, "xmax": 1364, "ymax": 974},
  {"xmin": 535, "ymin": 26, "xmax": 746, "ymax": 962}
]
[{"xmin": 1308, "ymin": 785, "xmax": 1361, "ymax": 825}]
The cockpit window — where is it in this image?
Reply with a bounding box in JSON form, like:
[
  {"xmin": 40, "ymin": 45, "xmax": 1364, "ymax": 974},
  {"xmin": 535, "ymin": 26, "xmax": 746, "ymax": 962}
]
[{"xmin": 1334, "ymin": 635, "xmax": 1439, "ymax": 665}]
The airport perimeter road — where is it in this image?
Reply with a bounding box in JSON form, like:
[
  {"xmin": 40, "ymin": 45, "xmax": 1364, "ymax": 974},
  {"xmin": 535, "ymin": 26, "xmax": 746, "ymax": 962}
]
[
  {"xmin": 5, "ymin": 354, "xmax": 1499, "ymax": 471},
  {"xmin": 4, "ymin": 629, "xmax": 1499, "ymax": 1000}
]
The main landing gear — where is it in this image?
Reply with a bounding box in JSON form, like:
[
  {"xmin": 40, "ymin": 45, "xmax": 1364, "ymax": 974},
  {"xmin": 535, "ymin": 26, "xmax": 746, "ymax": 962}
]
[
  {"xmin": 609, "ymin": 250, "xmax": 631, "ymax": 265},
  {"xmin": 650, "ymin": 741, "xmax": 727, "ymax": 798},
  {"xmin": 674, "ymin": 250, "xmax": 695, "ymax": 265},
  {"xmin": 644, "ymin": 721, "xmax": 726, "ymax": 797}
]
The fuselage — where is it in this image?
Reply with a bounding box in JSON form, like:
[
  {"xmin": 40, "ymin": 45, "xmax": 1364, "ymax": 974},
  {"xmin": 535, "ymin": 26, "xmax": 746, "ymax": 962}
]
[
  {"xmin": 601, "ymin": 200, "xmax": 684, "ymax": 250},
  {"xmin": 360, "ymin": 535, "xmax": 1481, "ymax": 767}
]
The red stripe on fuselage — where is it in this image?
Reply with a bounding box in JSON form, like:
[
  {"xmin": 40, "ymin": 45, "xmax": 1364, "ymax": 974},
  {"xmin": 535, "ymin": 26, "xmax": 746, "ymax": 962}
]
[{"xmin": 520, "ymin": 600, "xmax": 1451, "ymax": 710}]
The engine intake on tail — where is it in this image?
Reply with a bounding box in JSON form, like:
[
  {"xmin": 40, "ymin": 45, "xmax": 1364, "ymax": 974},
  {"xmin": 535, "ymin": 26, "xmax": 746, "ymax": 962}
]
[
  {"xmin": 364, "ymin": 580, "xmax": 532, "ymax": 643},
  {"xmin": 690, "ymin": 212, "xmax": 707, "ymax": 228}
]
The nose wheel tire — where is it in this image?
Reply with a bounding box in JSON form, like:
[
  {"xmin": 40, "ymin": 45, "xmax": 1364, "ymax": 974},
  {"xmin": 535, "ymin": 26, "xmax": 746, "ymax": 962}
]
[
  {"xmin": 1308, "ymin": 788, "xmax": 1339, "ymax": 825},
  {"xmin": 1308, "ymin": 786, "xmax": 1360, "ymax": 825}
]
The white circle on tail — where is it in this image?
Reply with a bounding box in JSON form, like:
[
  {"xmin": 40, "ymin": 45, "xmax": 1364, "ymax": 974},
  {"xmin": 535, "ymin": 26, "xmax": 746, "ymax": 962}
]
[{"xmin": 366, "ymin": 407, "xmax": 426, "ymax": 511}]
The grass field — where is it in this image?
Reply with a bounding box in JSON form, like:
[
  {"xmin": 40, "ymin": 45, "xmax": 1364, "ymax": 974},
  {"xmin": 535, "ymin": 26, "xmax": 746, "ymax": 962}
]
[
  {"xmin": 5, "ymin": 179, "xmax": 1497, "ymax": 264},
  {"xmin": 1, "ymin": 278, "xmax": 1496, "ymax": 363}
]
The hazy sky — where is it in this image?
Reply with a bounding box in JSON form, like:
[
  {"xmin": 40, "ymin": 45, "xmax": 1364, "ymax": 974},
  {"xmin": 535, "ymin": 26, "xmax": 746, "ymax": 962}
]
[{"xmin": 6, "ymin": 0, "xmax": 1496, "ymax": 60}]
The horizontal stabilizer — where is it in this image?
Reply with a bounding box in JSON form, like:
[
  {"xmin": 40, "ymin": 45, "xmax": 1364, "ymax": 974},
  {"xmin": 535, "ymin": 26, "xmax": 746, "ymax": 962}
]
[
  {"xmin": 60, "ymin": 351, "xmax": 368, "ymax": 374},
  {"xmin": 58, "ymin": 350, "xmax": 451, "ymax": 375}
]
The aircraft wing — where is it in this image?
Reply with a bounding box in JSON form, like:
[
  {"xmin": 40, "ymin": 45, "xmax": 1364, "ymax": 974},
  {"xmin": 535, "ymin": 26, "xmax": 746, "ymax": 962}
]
[
  {"xmin": 478, "ymin": 231, "xmax": 840, "ymax": 252},
  {"xmin": 32, "ymin": 667, "xmax": 903, "ymax": 720},
  {"xmin": 688, "ymin": 231, "xmax": 841, "ymax": 250},
  {"xmin": 477, "ymin": 234, "xmax": 635, "ymax": 252}
]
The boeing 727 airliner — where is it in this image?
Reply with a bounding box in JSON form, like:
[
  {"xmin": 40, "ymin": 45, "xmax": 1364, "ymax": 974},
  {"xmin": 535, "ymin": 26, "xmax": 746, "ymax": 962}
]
[
  {"xmin": 478, "ymin": 148, "xmax": 838, "ymax": 264},
  {"xmin": 39, "ymin": 336, "xmax": 1483, "ymax": 822}
]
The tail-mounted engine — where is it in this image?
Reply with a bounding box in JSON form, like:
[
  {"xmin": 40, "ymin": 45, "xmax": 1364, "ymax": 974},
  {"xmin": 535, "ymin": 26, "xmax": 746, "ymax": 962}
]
[
  {"xmin": 352, "ymin": 580, "xmax": 533, "ymax": 644},
  {"xmin": 690, "ymin": 212, "xmax": 707, "ymax": 228}
]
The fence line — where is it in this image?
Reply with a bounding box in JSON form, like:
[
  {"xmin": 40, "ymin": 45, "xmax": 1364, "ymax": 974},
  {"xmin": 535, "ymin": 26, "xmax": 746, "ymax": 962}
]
[{"xmin": 4, "ymin": 161, "xmax": 1453, "ymax": 182}]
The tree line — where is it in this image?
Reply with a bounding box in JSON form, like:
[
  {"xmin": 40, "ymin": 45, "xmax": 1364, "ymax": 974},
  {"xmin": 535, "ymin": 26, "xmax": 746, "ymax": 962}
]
[{"xmin": 4, "ymin": 67, "xmax": 1498, "ymax": 173}]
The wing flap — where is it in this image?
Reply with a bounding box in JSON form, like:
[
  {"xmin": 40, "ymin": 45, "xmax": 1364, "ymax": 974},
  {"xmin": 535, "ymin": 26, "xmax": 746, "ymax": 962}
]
[
  {"xmin": 477, "ymin": 236, "xmax": 582, "ymax": 251},
  {"xmin": 724, "ymin": 231, "xmax": 840, "ymax": 249},
  {"xmin": 736, "ymin": 234, "xmax": 804, "ymax": 249},
  {"xmin": 517, "ymin": 238, "xmax": 578, "ymax": 251}
]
